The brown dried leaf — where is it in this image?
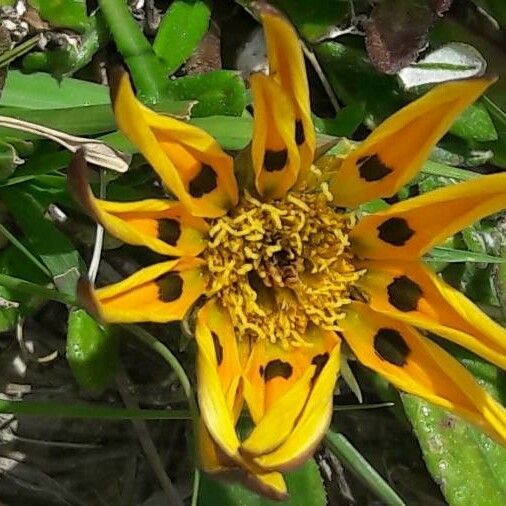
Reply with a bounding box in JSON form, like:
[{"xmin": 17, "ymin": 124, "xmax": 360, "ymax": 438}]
[
  {"xmin": 428, "ymin": 0, "xmax": 453, "ymax": 15},
  {"xmin": 364, "ymin": 0, "xmax": 433, "ymax": 74}
]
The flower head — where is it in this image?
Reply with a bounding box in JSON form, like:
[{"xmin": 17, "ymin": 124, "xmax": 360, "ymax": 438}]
[{"xmin": 70, "ymin": 6, "xmax": 506, "ymax": 501}]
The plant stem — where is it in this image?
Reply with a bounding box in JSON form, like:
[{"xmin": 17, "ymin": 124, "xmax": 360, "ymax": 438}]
[{"xmin": 97, "ymin": 0, "xmax": 167, "ymax": 103}]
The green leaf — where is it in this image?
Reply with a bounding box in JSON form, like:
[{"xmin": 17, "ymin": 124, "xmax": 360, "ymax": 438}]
[
  {"xmin": 197, "ymin": 458, "xmax": 326, "ymax": 505},
  {"xmin": 274, "ymin": 0, "xmax": 349, "ymax": 42},
  {"xmin": 325, "ymin": 430, "xmax": 406, "ymax": 506},
  {"xmin": 67, "ymin": 309, "xmax": 119, "ymax": 392},
  {"xmin": 153, "ymin": 0, "xmax": 211, "ymax": 76},
  {"xmin": 450, "ymin": 101, "xmax": 498, "ymax": 142},
  {"xmin": 315, "ymin": 42, "xmax": 404, "ymax": 125},
  {"xmin": 0, "ymin": 397, "xmax": 189, "ymax": 420},
  {"xmin": 165, "ymin": 70, "xmax": 247, "ymax": 117},
  {"xmin": 0, "ymin": 272, "xmax": 74, "ymax": 305},
  {"xmin": 314, "ymin": 103, "xmax": 366, "ymax": 137},
  {"xmin": 482, "ymin": 96, "xmax": 506, "ymax": 169},
  {"xmin": 28, "ymin": 0, "xmax": 90, "ymax": 32},
  {"xmin": 190, "ymin": 115, "xmax": 252, "ymax": 150},
  {"xmin": 0, "ymin": 140, "xmax": 19, "ymax": 179},
  {"xmin": 0, "ymin": 243, "xmax": 51, "ymax": 331},
  {"xmin": 426, "ymin": 246, "xmax": 506, "ymax": 264},
  {"xmin": 22, "ymin": 13, "xmax": 108, "ymax": 78},
  {"xmin": 0, "ymin": 187, "xmax": 82, "ymax": 296},
  {"xmin": 403, "ymin": 389, "xmax": 506, "ymax": 506},
  {"xmin": 0, "ymin": 70, "xmax": 109, "ymax": 109}
]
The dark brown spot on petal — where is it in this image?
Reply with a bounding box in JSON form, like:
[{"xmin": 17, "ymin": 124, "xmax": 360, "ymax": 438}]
[
  {"xmin": 377, "ymin": 217, "xmax": 414, "ymax": 246},
  {"xmin": 259, "ymin": 365, "xmax": 264, "ymax": 377},
  {"xmin": 387, "ymin": 275, "xmax": 423, "ymax": 312},
  {"xmin": 357, "ymin": 154, "xmax": 393, "ymax": 182},
  {"xmin": 295, "ymin": 120, "xmax": 305, "ymax": 146},
  {"xmin": 158, "ymin": 218, "xmax": 181, "ymax": 246},
  {"xmin": 189, "ymin": 164, "xmax": 217, "ymax": 198},
  {"xmin": 263, "ymin": 359, "xmax": 293, "ymax": 382},
  {"xmin": 156, "ymin": 272, "xmax": 183, "ymax": 302},
  {"xmin": 311, "ymin": 352, "xmax": 330, "ymax": 383},
  {"xmin": 374, "ymin": 328, "xmax": 410, "ymax": 366},
  {"xmin": 264, "ymin": 149, "xmax": 288, "ymax": 172},
  {"xmin": 211, "ymin": 331, "xmax": 224, "ymax": 366}
]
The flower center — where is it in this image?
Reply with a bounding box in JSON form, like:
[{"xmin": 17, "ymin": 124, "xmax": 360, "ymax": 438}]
[{"xmin": 203, "ymin": 191, "xmax": 363, "ymax": 348}]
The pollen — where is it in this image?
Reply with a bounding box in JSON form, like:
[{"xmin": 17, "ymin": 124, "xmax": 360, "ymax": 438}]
[{"xmin": 203, "ymin": 191, "xmax": 364, "ymax": 348}]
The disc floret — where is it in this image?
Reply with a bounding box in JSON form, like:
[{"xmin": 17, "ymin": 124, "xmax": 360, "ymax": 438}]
[{"xmin": 204, "ymin": 190, "xmax": 363, "ymax": 348}]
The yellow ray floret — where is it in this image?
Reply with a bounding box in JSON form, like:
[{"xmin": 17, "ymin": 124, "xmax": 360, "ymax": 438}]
[
  {"xmin": 250, "ymin": 73, "xmax": 300, "ymax": 199},
  {"xmin": 341, "ymin": 302, "xmax": 506, "ymax": 443},
  {"xmin": 195, "ymin": 299, "xmax": 243, "ymax": 460},
  {"xmin": 241, "ymin": 326, "xmax": 340, "ymax": 471},
  {"xmin": 350, "ymin": 170, "xmax": 506, "ymax": 260},
  {"xmin": 325, "ymin": 78, "xmax": 495, "ymax": 207},
  {"xmin": 110, "ymin": 69, "xmax": 238, "ymax": 218},
  {"xmin": 357, "ymin": 259, "xmax": 506, "ymax": 370},
  {"xmin": 68, "ymin": 151, "xmax": 209, "ymax": 256},
  {"xmin": 250, "ymin": 5, "xmax": 316, "ymax": 199},
  {"xmin": 79, "ymin": 258, "xmax": 206, "ymax": 323}
]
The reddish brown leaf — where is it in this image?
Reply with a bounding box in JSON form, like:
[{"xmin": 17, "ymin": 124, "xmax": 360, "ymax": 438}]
[{"xmin": 364, "ymin": 0, "xmax": 433, "ymax": 74}]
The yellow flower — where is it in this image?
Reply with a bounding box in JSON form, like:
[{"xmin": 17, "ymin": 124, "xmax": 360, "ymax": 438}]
[{"xmin": 69, "ymin": 6, "xmax": 506, "ymax": 501}]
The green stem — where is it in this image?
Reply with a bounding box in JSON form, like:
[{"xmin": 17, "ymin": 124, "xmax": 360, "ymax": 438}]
[
  {"xmin": 97, "ymin": 0, "xmax": 167, "ymax": 103},
  {"xmin": 0, "ymin": 398, "xmax": 190, "ymax": 420},
  {"xmin": 124, "ymin": 325, "xmax": 201, "ymax": 499},
  {"xmin": 325, "ymin": 430, "xmax": 406, "ymax": 506},
  {"xmin": 0, "ymin": 35, "xmax": 40, "ymax": 68},
  {"xmin": 124, "ymin": 324, "xmax": 199, "ymax": 427}
]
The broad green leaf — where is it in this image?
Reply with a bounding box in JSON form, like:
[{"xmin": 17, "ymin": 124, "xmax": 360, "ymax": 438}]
[
  {"xmin": 191, "ymin": 115, "xmax": 252, "ymax": 150},
  {"xmin": 450, "ymin": 101, "xmax": 497, "ymax": 142},
  {"xmin": 67, "ymin": 309, "xmax": 119, "ymax": 392},
  {"xmin": 22, "ymin": 13, "xmax": 108, "ymax": 78},
  {"xmin": 0, "ymin": 140, "xmax": 20, "ymax": 179},
  {"xmin": 403, "ymin": 387, "xmax": 506, "ymax": 506},
  {"xmin": 165, "ymin": 70, "xmax": 247, "ymax": 117},
  {"xmin": 153, "ymin": 0, "xmax": 211, "ymax": 75},
  {"xmin": 28, "ymin": 0, "xmax": 89, "ymax": 32},
  {"xmin": 0, "ymin": 244, "xmax": 50, "ymax": 331},
  {"xmin": 315, "ymin": 42, "xmax": 404, "ymax": 125},
  {"xmin": 325, "ymin": 430, "xmax": 406, "ymax": 506},
  {"xmin": 197, "ymin": 459, "xmax": 326, "ymax": 506},
  {"xmin": 0, "ymin": 187, "xmax": 82, "ymax": 296},
  {"xmin": 314, "ymin": 103, "xmax": 366, "ymax": 137},
  {"xmin": 274, "ymin": 0, "xmax": 349, "ymax": 42},
  {"xmin": 483, "ymin": 96, "xmax": 506, "ymax": 169},
  {"xmin": 0, "ymin": 70, "xmax": 109, "ymax": 109}
]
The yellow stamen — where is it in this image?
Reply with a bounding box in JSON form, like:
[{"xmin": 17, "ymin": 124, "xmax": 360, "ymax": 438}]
[{"xmin": 204, "ymin": 191, "xmax": 363, "ymax": 347}]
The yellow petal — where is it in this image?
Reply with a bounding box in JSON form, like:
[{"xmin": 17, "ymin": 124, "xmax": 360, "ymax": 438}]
[
  {"xmin": 341, "ymin": 302, "xmax": 506, "ymax": 443},
  {"xmin": 196, "ymin": 300, "xmax": 242, "ymax": 460},
  {"xmin": 198, "ymin": 419, "xmax": 236, "ymax": 474},
  {"xmin": 241, "ymin": 361, "xmax": 315, "ymax": 457},
  {"xmin": 251, "ymin": 332, "xmax": 340, "ymax": 471},
  {"xmin": 79, "ymin": 258, "xmax": 206, "ymax": 323},
  {"xmin": 259, "ymin": 5, "xmax": 315, "ymax": 175},
  {"xmin": 110, "ymin": 70, "xmax": 238, "ymax": 218},
  {"xmin": 199, "ymin": 421, "xmax": 288, "ymax": 501},
  {"xmin": 250, "ymin": 72, "xmax": 300, "ymax": 199},
  {"xmin": 350, "ymin": 171, "xmax": 506, "ymax": 260},
  {"xmin": 68, "ymin": 151, "xmax": 209, "ymax": 256},
  {"xmin": 357, "ymin": 259, "xmax": 506, "ymax": 369},
  {"xmin": 326, "ymin": 78, "xmax": 495, "ymax": 207}
]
